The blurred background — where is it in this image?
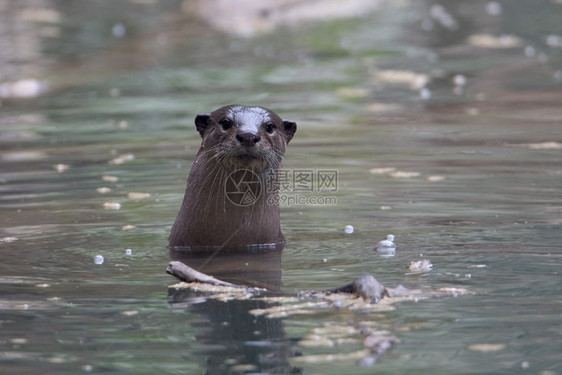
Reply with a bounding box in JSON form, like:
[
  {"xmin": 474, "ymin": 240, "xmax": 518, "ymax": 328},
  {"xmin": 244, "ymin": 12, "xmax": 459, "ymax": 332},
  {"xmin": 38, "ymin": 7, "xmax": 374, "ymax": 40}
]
[{"xmin": 1, "ymin": 1, "xmax": 561, "ymax": 374}]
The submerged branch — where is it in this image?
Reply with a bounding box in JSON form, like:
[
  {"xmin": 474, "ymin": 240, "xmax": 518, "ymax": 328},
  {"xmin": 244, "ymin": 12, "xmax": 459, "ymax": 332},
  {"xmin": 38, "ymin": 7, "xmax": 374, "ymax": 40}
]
[{"xmin": 166, "ymin": 261, "xmax": 240, "ymax": 288}]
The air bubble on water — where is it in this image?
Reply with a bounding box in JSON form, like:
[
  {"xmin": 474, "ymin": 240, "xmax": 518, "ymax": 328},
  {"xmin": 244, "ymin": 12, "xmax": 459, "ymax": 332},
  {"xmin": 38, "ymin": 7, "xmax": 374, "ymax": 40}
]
[
  {"xmin": 420, "ymin": 88, "xmax": 431, "ymax": 100},
  {"xmin": 378, "ymin": 234, "xmax": 395, "ymax": 248},
  {"xmin": 344, "ymin": 225, "xmax": 354, "ymax": 234},
  {"xmin": 112, "ymin": 23, "xmax": 126, "ymax": 38},
  {"xmin": 524, "ymin": 45, "xmax": 536, "ymax": 57},
  {"xmin": 125, "ymin": 249, "xmax": 132, "ymax": 255},
  {"xmin": 94, "ymin": 255, "xmax": 104, "ymax": 265},
  {"xmin": 376, "ymin": 234, "xmax": 396, "ymax": 257},
  {"xmin": 322, "ymin": 258, "xmax": 328, "ymax": 263},
  {"xmin": 546, "ymin": 34, "xmax": 561, "ymax": 48},
  {"xmin": 453, "ymin": 74, "xmax": 467, "ymax": 87},
  {"xmin": 485, "ymin": 1, "xmax": 502, "ymax": 16}
]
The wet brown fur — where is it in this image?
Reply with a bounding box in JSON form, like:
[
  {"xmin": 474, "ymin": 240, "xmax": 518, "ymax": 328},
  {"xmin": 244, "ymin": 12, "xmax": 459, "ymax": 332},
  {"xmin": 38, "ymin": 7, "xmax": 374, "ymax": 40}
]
[{"xmin": 168, "ymin": 105, "xmax": 297, "ymax": 249}]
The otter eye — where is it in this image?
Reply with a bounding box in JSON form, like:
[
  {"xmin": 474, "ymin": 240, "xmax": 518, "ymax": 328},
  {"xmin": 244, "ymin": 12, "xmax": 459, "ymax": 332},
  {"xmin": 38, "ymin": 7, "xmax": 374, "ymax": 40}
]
[
  {"xmin": 265, "ymin": 122, "xmax": 276, "ymax": 134},
  {"xmin": 219, "ymin": 119, "xmax": 233, "ymax": 131}
]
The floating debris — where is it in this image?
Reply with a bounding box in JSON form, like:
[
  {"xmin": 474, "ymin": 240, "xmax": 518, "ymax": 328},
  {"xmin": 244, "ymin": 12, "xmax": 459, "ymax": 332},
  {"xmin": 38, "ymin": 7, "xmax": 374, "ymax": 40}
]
[
  {"xmin": 375, "ymin": 70, "xmax": 430, "ymax": 90},
  {"xmin": 2, "ymin": 151, "xmax": 47, "ymax": 161},
  {"xmin": 53, "ymin": 164, "xmax": 69, "ymax": 173},
  {"xmin": 427, "ymin": 175, "xmax": 445, "ymax": 182},
  {"xmin": 291, "ymin": 321, "xmax": 399, "ymax": 366},
  {"xmin": 389, "ymin": 171, "xmax": 420, "ymax": 178},
  {"xmin": 369, "ymin": 167, "xmax": 396, "ymax": 175},
  {"xmin": 468, "ymin": 34, "xmax": 522, "ymax": 49},
  {"xmin": 122, "ymin": 224, "xmax": 136, "ymax": 230},
  {"xmin": 102, "ymin": 175, "xmax": 119, "ymax": 182},
  {"xmin": 546, "ymin": 34, "xmax": 562, "ymax": 48},
  {"xmin": 0, "ymin": 79, "xmax": 49, "ymax": 98},
  {"xmin": 102, "ymin": 202, "xmax": 121, "ymax": 210},
  {"xmin": 10, "ymin": 338, "xmax": 28, "ymax": 345},
  {"xmin": 365, "ymin": 102, "xmax": 401, "ymax": 113},
  {"xmin": 336, "ymin": 87, "xmax": 370, "ymax": 98},
  {"xmin": 18, "ymin": 7, "xmax": 61, "ymax": 23},
  {"xmin": 127, "ymin": 192, "xmax": 151, "ymax": 200},
  {"xmin": 468, "ymin": 343, "xmax": 506, "ymax": 352},
  {"xmin": 409, "ymin": 259, "xmax": 433, "ymax": 273},
  {"xmin": 527, "ymin": 142, "xmax": 562, "ymax": 149},
  {"xmin": 0, "ymin": 237, "xmax": 18, "ymax": 243},
  {"xmin": 344, "ymin": 225, "xmax": 354, "ymax": 234},
  {"xmin": 169, "ymin": 282, "xmax": 257, "ymax": 302},
  {"xmin": 109, "ymin": 153, "xmax": 134, "ymax": 165},
  {"xmin": 96, "ymin": 187, "xmax": 111, "ymax": 194}
]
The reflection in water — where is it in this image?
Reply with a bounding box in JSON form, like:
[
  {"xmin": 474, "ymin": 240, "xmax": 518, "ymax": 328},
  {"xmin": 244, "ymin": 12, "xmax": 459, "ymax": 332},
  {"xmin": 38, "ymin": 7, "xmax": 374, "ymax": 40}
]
[
  {"xmin": 168, "ymin": 248, "xmax": 299, "ymax": 374},
  {"xmin": 170, "ymin": 246, "xmax": 283, "ymax": 289}
]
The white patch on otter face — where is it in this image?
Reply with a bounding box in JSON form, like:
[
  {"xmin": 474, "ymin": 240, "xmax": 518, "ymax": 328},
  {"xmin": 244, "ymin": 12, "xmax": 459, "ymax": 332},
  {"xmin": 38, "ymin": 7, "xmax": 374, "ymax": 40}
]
[{"xmin": 228, "ymin": 106, "xmax": 270, "ymax": 135}]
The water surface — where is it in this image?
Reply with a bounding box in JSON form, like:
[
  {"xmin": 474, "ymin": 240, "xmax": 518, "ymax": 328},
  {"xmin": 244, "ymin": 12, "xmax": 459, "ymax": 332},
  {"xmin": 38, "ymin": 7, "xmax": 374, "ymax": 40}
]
[{"xmin": 1, "ymin": 1, "xmax": 561, "ymax": 374}]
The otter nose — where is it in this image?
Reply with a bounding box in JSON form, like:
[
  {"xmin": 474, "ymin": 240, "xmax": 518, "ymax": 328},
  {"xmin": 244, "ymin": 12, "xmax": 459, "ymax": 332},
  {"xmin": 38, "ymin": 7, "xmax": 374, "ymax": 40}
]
[{"xmin": 236, "ymin": 132, "xmax": 261, "ymax": 147}]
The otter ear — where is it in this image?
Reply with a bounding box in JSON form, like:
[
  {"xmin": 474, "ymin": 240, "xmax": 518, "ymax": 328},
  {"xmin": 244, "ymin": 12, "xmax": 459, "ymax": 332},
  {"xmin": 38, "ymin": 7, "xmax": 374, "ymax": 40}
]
[
  {"xmin": 195, "ymin": 114, "xmax": 211, "ymax": 137},
  {"xmin": 282, "ymin": 120, "xmax": 297, "ymax": 143}
]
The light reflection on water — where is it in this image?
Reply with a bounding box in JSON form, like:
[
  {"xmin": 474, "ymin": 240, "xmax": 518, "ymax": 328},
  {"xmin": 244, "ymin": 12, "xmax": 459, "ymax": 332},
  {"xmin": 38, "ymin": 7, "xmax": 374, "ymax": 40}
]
[{"xmin": 1, "ymin": 0, "xmax": 562, "ymax": 374}]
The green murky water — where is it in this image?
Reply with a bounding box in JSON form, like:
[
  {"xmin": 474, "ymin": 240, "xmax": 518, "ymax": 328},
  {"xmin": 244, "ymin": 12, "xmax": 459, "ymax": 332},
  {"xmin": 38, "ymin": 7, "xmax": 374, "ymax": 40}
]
[{"xmin": 1, "ymin": 1, "xmax": 561, "ymax": 374}]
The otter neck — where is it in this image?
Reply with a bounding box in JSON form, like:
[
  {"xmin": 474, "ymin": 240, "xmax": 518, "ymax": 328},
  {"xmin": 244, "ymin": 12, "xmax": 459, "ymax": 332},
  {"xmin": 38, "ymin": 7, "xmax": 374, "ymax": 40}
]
[{"xmin": 169, "ymin": 150, "xmax": 284, "ymax": 249}]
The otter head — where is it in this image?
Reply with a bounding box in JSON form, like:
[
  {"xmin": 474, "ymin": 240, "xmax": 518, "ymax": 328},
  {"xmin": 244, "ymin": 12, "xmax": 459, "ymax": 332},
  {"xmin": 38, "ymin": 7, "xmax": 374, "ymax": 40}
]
[{"xmin": 194, "ymin": 105, "xmax": 297, "ymax": 171}]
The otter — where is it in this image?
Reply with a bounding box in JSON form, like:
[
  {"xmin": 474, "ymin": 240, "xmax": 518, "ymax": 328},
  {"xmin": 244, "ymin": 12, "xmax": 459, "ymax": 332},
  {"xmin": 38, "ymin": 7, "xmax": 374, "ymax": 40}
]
[{"xmin": 169, "ymin": 105, "xmax": 297, "ymax": 249}]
